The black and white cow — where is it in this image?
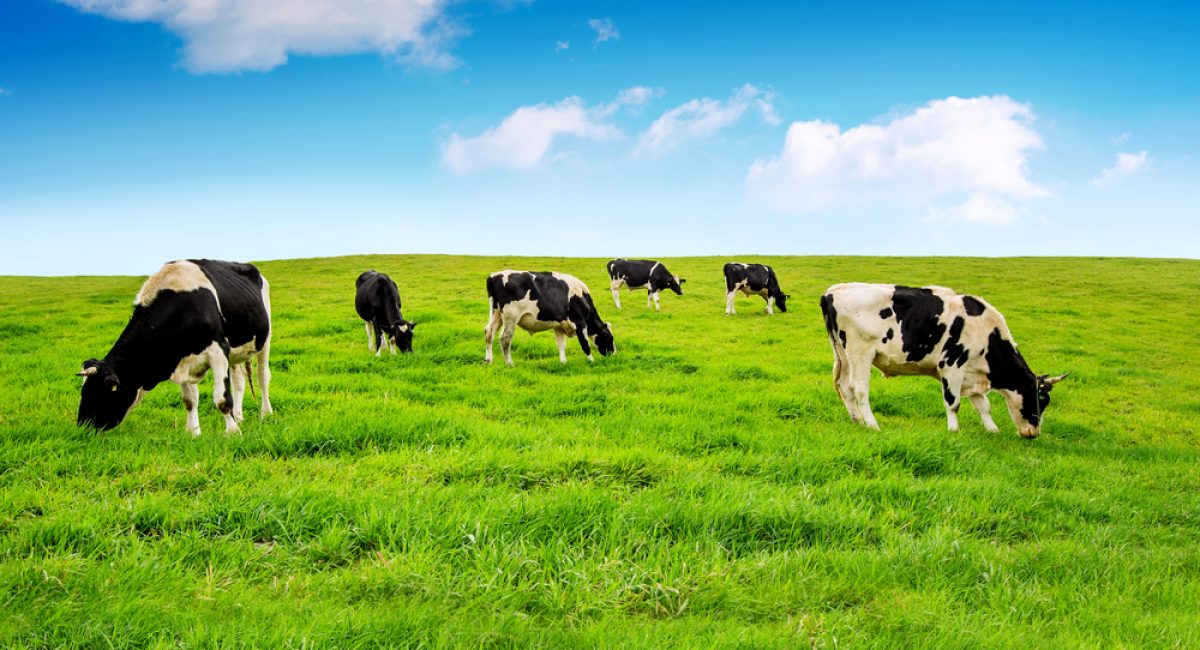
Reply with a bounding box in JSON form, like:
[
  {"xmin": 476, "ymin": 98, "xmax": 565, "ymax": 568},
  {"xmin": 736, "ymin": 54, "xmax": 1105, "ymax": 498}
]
[
  {"xmin": 484, "ymin": 270, "xmax": 615, "ymax": 366},
  {"xmin": 77, "ymin": 259, "xmax": 273, "ymax": 436},
  {"xmin": 819, "ymin": 283, "xmax": 1067, "ymax": 438},
  {"xmin": 606, "ymin": 259, "xmax": 685, "ymax": 310},
  {"xmin": 724, "ymin": 262, "xmax": 789, "ymax": 315},
  {"xmin": 355, "ymin": 270, "xmax": 416, "ymax": 355}
]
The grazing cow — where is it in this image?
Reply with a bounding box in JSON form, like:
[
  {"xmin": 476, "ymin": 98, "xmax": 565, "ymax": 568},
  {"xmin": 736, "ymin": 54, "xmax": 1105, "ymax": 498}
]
[
  {"xmin": 484, "ymin": 270, "xmax": 615, "ymax": 366},
  {"xmin": 355, "ymin": 270, "xmax": 416, "ymax": 355},
  {"xmin": 77, "ymin": 259, "xmax": 272, "ymax": 436},
  {"xmin": 724, "ymin": 262, "xmax": 789, "ymax": 315},
  {"xmin": 819, "ymin": 283, "xmax": 1067, "ymax": 438},
  {"xmin": 606, "ymin": 259, "xmax": 686, "ymax": 310}
]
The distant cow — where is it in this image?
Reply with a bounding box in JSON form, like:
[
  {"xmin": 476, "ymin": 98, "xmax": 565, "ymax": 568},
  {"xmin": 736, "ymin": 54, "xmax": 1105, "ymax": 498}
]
[
  {"xmin": 606, "ymin": 259, "xmax": 685, "ymax": 310},
  {"xmin": 724, "ymin": 263, "xmax": 789, "ymax": 315},
  {"xmin": 355, "ymin": 271, "xmax": 416, "ymax": 355},
  {"xmin": 484, "ymin": 270, "xmax": 615, "ymax": 366},
  {"xmin": 77, "ymin": 259, "xmax": 273, "ymax": 435},
  {"xmin": 820, "ymin": 283, "xmax": 1067, "ymax": 438}
]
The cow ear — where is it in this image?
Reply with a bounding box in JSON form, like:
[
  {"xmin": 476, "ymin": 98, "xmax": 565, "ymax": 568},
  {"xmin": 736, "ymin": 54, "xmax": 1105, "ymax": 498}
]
[
  {"xmin": 678, "ymin": 277, "xmax": 687, "ymax": 283},
  {"xmin": 1044, "ymin": 373, "xmax": 1069, "ymax": 386},
  {"xmin": 409, "ymin": 321, "xmax": 418, "ymax": 329}
]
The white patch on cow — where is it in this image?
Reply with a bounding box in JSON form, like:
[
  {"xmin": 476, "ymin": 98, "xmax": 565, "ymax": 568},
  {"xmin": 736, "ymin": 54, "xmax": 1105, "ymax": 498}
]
[
  {"xmin": 365, "ymin": 321, "xmax": 376, "ymax": 352},
  {"xmin": 135, "ymin": 260, "xmax": 217, "ymax": 308},
  {"xmin": 398, "ymin": 323, "xmax": 409, "ymax": 333}
]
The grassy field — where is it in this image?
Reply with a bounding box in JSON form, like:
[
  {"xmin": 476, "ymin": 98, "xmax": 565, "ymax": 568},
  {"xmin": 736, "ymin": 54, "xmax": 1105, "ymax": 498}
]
[{"xmin": 1, "ymin": 254, "xmax": 1198, "ymax": 648}]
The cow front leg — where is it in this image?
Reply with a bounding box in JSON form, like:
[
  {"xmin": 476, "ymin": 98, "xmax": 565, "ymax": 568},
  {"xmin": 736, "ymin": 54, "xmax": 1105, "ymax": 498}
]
[
  {"xmin": 651, "ymin": 291, "xmax": 661, "ymax": 311},
  {"xmin": 941, "ymin": 376, "xmax": 963, "ymax": 432},
  {"xmin": 387, "ymin": 331, "xmax": 397, "ymax": 356},
  {"xmin": 180, "ymin": 382, "xmax": 201, "ymax": 436},
  {"xmin": 207, "ymin": 344, "xmax": 239, "ymax": 434},
  {"xmin": 969, "ymin": 393, "xmax": 1000, "ymax": 433},
  {"xmin": 610, "ymin": 280, "xmax": 622, "ymax": 309},
  {"xmin": 374, "ymin": 324, "xmax": 385, "ymax": 357},
  {"xmin": 230, "ymin": 362, "xmax": 246, "ymax": 423},
  {"xmin": 555, "ymin": 330, "xmax": 568, "ymax": 364},
  {"xmin": 766, "ymin": 295, "xmax": 775, "ymax": 315},
  {"xmin": 365, "ymin": 321, "xmax": 376, "ymax": 352},
  {"xmin": 725, "ymin": 291, "xmax": 736, "ymax": 315}
]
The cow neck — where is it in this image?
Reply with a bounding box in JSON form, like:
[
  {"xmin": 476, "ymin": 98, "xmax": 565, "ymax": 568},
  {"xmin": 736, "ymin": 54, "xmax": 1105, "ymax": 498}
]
[{"xmin": 102, "ymin": 306, "xmax": 161, "ymax": 387}]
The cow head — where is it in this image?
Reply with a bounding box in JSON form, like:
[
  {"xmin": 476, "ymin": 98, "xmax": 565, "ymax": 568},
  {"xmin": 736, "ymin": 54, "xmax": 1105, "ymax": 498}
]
[
  {"xmin": 592, "ymin": 322, "xmax": 616, "ymax": 356},
  {"xmin": 76, "ymin": 359, "xmax": 139, "ymax": 431},
  {"xmin": 1003, "ymin": 372, "xmax": 1069, "ymax": 438},
  {"xmin": 774, "ymin": 291, "xmax": 790, "ymax": 313},
  {"xmin": 668, "ymin": 276, "xmax": 686, "ymax": 295},
  {"xmin": 391, "ymin": 320, "xmax": 417, "ymax": 353}
]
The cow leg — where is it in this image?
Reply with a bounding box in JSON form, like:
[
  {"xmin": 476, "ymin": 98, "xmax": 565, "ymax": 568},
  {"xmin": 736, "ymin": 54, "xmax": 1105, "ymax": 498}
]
[
  {"xmin": 830, "ymin": 345, "xmax": 859, "ymax": 423},
  {"xmin": 365, "ymin": 321, "xmax": 376, "ymax": 352},
  {"xmin": 969, "ymin": 393, "xmax": 1000, "ymax": 433},
  {"xmin": 484, "ymin": 309, "xmax": 502, "ymax": 364},
  {"xmin": 256, "ymin": 342, "xmax": 273, "ymax": 418},
  {"xmin": 651, "ymin": 290, "xmax": 661, "ymax": 311},
  {"xmin": 845, "ymin": 348, "xmax": 878, "ymax": 429},
  {"xmin": 610, "ymin": 280, "xmax": 622, "ymax": 309},
  {"xmin": 207, "ymin": 343, "xmax": 239, "ymax": 434},
  {"xmin": 230, "ymin": 362, "xmax": 246, "ymax": 423},
  {"xmin": 374, "ymin": 324, "xmax": 385, "ymax": 357},
  {"xmin": 725, "ymin": 291, "xmax": 736, "ymax": 315},
  {"xmin": 180, "ymin": 382, "xmax": 201, "ymax": 436},
  {"xmin": 573, "ymin": 322, "xmax": 594, "ymax": 362},
  {"xmin": 500, "ymin": 315, "xmax": 517, "ymax": 366},
  {"xmin": 941, "ymin": 374, "xmax": 963, "ymax": 432},
  {"xmin": 765, "ymin": 295, "xmax": 774, "ymax": 315},
  {"xmin": 388, "ymin": 331, "xmax": 397, "ymax": 356},
  {"xmin": 555, "ymin": 329, "xmax": 568, "ymax": 364}
]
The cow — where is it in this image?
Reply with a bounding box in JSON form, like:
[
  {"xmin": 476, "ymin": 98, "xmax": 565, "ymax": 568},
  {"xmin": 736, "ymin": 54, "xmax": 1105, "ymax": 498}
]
[
  {"xmin": 724, "ymin": 262, "xmax": 789, "ymax": 315},
  {"xmin": 819, "ymin": 283, "xmax": 1067, "ymax": 438},
  {"xmin": 484, "ymin": 270, "xmax": 615, "ymax": 366},
  {"xmin": 355, "ymin": 270, "xmax": 416, "ymax": 355},
  {"xmin": 77, "ymin": 259, "xmax": 273, "ymax": 436},
  {"xmin": 606, "ymin": 259, "xmax": 685, "ymax": 310}
]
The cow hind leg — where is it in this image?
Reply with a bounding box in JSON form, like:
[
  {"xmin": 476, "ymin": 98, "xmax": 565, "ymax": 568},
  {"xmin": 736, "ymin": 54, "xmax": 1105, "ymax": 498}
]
[
  {"xmin": 365, "ymin": 321, "xmax": 376, "ymax": 352},
  {"xmin": 941, "ymin": 373, "xmax": 964, "ymax": 432},
  {"xmin": 206, "ymin": 344, "xmax": 239, "ymax": 434},
  {"xmin": 651, "ymin": 290, "xmax": 661, "ymax": 311},
  {"xmin": 969, "ymin": 393, "xmax": 1000, "ymax": 433},
  {"xmin": 555, "ymin": 330, "xmax": 568, "ymax": 364},
  {"xmin": 230, "ymin": 363, "xmax": 246, "ymax": 423},
  {"xmin": 845, "ymin": 346, "xmax": 878, "ymax": 429},
  {"xmin": 610, "ymin": 280, "xmax": 622, "ymax": 309},
  {"xmin": 500, "ymin": 315, "xmax": 517, "ymax": 367},
  {"xmin": 725, "ymin": 291, "xmax": 736, "ymax": 315},
  {"xmin": 256, "ymin": 342, "xmax": 273, "ymax": 418},
  {"xmin": 830, "ymin": 344, "xmax": 859, "ymax": 423},
  {"xmin": 180, "ymin": 382, "xmax": 201, "ymax": 436},
  {"xmin": 484, "ymin": 309, "xmax": 501, "ymax": 364}
]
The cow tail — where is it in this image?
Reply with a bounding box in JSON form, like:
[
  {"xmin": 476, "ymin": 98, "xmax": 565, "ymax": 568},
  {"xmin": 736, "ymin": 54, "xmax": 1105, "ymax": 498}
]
[
  {"xmin": 819, "ymin": 294, "xmax": 838, "ymax": 346},
  {"xmin": 245, "ymin": 361, "xmax": 256, "ymax": 398}
]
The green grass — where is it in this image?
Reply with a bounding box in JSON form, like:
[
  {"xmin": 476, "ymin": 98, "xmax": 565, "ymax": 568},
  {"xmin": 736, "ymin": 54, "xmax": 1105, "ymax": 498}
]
[{"xmin": 1, "ymin": 254, "xmax": 1198, "ymax": 648}]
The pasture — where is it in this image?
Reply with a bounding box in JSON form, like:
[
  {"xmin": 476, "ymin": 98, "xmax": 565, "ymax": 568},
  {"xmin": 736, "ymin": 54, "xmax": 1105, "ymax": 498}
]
[{"xmin": 1, "ymin": 254, "xmax": 1198, "ymax": 648}]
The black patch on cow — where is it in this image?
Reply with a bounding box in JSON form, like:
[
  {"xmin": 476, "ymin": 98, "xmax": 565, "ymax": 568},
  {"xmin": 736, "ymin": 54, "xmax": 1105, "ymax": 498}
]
[
  {"xmin": 891, "ymin": 286, "xmax": 946, "ymax": 362},
  {"xmin": 941, "ymin": 316, "xmax": 970, "ymax": 369},
  {"xmin": 356, "ymin": 270, "xmax": 415, "ymax": 353},
  {"xmin": 941, "ymin": 378, "xmax": 957, "ymax": 406},
  {"xmin": 819, "ymin": 293, "xmax": 841, "ymax": 348},
  {"xmin": 882, "ymin": 328, "xmax": 894, "ymax": 343},
  {"xmin": 726, "ymin": 263, "xmax": 788, "ymax": 312},
  {"xmin": 984, "ymin": 328, "xmax": 1041, "ymax": 426},
  {"xmin": 608, "ymin": 259, "xmax": 684, "ymax": 296},
  {"xmin": 879, "ymin": 307, "xmax": 893, "ymax": 319},
  {"xmin": 190, "ymin": 259, "xmax": 270, "ymax": 350},
  {"xmin": 963, "ymin": 295, "xmax": 986, "ymax": 316}
]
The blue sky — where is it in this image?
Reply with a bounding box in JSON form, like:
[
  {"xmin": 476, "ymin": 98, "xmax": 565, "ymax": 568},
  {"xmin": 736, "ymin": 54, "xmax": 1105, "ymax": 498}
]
[{"xmin": 1, "ymin": 0, "xmax": 1197, "ymax": 275}]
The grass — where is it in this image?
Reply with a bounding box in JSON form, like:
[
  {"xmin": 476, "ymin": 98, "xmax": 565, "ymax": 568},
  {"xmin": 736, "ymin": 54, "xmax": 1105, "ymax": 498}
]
[{"xmin": 1, "ymin": 254, "xmax": 1198, "ymax": 648}]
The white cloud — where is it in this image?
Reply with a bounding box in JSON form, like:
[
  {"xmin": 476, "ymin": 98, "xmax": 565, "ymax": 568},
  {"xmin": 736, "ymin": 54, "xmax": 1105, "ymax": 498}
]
[
  {"xmin": 58, "ymin": 0, "xmax": 459, "ymax": 74},
  {"xmin": 1094, "ymin": 150, "xmax": 1151, "ymax": 186},
  {"xmin": 587, "ymin": 18, "xmax": 619, "ymax": 44},
  {"xmin": 746, "ymin": 95, "xmax": 1048, "ymax": 218},
  {"xmin": 442, "ymin": 90, "xmax": 657, "ymax": 174},
  {"xmin": 634, "ymin": 84, "xmax": 778, "ymax": 157},
  {"xmin": 1110, "ymin": 131, "xmax": 1132, "ymax": 146},
  {"xmin": 555, "ymin": 40, "xmax": 570, "ymax": 53}
]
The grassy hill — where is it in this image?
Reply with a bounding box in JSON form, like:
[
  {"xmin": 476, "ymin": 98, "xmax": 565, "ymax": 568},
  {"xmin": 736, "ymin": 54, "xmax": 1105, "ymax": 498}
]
[{"xmin": 1, "ymin": 254, "xmax": 1198, "ymax": 648}]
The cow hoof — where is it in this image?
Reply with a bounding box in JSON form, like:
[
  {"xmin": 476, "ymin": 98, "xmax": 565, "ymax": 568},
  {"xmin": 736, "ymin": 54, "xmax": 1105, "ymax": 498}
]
[{"xmin": 233, "ymin": 412, "xmax": 245, "ymax": 423}]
